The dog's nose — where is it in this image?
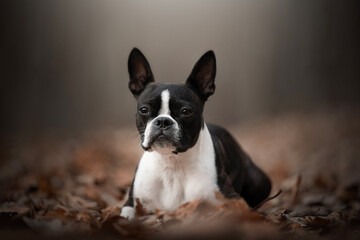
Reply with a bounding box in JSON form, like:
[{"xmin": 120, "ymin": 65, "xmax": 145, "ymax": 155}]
[{"xmin": 154, "ymin": 117, "xmax": 174, "ymax": 129}]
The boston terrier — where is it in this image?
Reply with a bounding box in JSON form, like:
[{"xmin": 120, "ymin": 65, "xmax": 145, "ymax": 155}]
[{"xmin": 120, "ymin": 48, "xmax": 272, "ymax": 220}]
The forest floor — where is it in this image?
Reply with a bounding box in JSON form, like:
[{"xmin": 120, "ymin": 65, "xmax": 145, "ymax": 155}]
[{"xmin": 1, "ymin": 108, "xmax": 360, "ymax": 239}]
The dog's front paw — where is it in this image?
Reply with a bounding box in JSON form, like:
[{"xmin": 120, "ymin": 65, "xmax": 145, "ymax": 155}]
[{"xmin": 120, "ymin": 206, "xmax": 136, "ymax": 220}]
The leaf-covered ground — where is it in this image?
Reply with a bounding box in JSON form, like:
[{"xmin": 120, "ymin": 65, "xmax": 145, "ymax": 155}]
[{"xmin": 1, "ymin": 108, "xmax": 360, "ymax": 239}]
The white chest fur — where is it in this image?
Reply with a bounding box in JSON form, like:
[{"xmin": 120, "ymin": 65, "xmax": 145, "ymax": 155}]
[{"xmin": 133, "ymin": 124, "xmax": 219, "ymax": 212}]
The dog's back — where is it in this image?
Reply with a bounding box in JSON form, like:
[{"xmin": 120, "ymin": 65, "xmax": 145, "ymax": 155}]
[{"xmin": 208, "ymin": 123, "xmax": 272, "ymax": 207}]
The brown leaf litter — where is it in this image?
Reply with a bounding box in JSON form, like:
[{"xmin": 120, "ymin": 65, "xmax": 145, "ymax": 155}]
[{"xmin": 1, "ymin": 109, "xmax": 360, "ymax": 239}]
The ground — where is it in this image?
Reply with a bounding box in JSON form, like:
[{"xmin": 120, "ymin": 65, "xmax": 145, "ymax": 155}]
[{"xmin": 1, "ymin": 108, "xmax": 360, "ymax": 239}]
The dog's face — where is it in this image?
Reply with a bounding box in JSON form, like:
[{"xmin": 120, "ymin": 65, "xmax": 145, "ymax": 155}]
[{"xmin": 127, "ymin": 48, "xmax": 216, "ymax": 154}]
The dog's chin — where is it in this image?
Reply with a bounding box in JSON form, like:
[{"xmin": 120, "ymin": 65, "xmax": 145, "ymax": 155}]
[
  {"xmin": 145, "ymin": 135, "xmax": 178, "ymax": 155},
  {"xmin": 153, "ymin": 135, "xmax": 172, "ymax": 147}
]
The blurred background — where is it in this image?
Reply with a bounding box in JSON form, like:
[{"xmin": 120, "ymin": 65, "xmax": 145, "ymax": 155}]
[
  {"xmin": 1, "ymin": 0, "xmax": 359, "ymax": 134},
  {"xmin": 1, "ymin": 0, "xmax": 360, "ymax": 187}
]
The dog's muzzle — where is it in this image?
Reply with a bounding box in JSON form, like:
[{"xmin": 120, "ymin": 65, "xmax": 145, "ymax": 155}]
[
  {"xmin": 154, "ymin": 116, "xmax": 174, "ymax": 130},
  {"xmin": 142, "ymin": 116, "xmax": 180, "ymax": 152}
]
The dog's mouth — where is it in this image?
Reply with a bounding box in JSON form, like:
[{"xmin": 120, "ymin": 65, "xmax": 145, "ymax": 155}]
[
  {"xmin": 150, "ymin": 133, "xmax": 173, "ymax": 147},
  {"xmin": 143, "ymin": 131, "xmax": 182, "ymax": 154}
]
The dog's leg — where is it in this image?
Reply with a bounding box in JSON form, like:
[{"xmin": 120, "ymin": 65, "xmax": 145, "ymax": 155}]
[
  {"xmin": 240, "ymin": 161, "xmax": 272, "ymax": 208},
  {"xmin": 120, "ymin": 179, "xmax": 136, "ymax": 220}
]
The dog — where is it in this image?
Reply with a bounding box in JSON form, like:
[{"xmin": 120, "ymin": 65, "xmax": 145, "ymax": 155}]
[{"xmin": 120, "ymin": 48, "xmax": 271, "ymax": 220}]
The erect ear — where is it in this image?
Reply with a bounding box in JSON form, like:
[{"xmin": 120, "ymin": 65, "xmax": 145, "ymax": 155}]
[
  {"xmin": 186, "ymin": 50, "xmax": 216, "ymax": 101},
  {"xmin": 128, "ymin": 48, "xmax": 154, "ymax": 97}
]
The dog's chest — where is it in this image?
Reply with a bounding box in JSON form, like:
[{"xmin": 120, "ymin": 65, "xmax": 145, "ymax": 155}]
[{"xmin": 133, "ymin": 127, "xmax": 219, "ymax": 212}]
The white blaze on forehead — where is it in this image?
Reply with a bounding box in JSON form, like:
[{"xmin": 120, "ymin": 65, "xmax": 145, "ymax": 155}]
[
  {"xmin": 159, "ymin": 90, "xmax": 171, "ymax": 115},
  {"xmin": 142, "ymin": 89, "xmax": 172, "ymax": 149}
]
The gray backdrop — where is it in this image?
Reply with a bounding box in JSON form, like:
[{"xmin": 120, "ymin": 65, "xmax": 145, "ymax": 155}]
[{"xmin": 1, "ymin": 0, "xmax": 359, "ymax": 135}]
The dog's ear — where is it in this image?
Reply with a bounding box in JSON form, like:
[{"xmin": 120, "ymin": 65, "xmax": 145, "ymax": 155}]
[
  {"xmin": 128, "ymin": 48, "xmax": 154, "ymax": 98},
  {"xmin": 186, "ymin": 50, "xmax": 216, "ymax": 101}
]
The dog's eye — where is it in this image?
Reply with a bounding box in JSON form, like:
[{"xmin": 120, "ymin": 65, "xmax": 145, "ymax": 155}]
[
  {"xmin": 181, "ymin": 108, "xmax": 193, "ymax": 116},
  {"xmin": 139, "ymin": 107, "xmax": 150, "ymax": 115}
]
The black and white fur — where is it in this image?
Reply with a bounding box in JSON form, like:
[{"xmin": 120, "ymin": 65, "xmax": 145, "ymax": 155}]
[{"xmin": 120, "ymin": 48, "xmax": 271, "ymax": 220}]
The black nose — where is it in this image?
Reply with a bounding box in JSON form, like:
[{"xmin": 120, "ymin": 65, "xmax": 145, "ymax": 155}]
[{"xmin": 154, "ymin": 117, "xmax": 174, "ymax": 129}]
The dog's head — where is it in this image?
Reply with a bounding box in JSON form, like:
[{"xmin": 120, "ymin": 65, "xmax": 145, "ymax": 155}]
[{"xmin": 127, "ymin": 48, "xmax": 216, "ymax": 154}]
